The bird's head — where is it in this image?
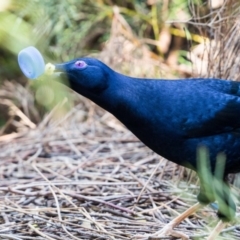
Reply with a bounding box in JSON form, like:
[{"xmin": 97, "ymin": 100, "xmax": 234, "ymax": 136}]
[{"xmin": 54, "ymin": 58, "xmax": 110, "ymax": 94}]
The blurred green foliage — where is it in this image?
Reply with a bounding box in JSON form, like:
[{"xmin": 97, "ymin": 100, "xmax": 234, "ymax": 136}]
[
  {"xmin": 0, "ymin": 0, "xmax": 205, "ymax": 79},
  {"xmin": 1, "ymin": 0, "xmax": 239, "ymax": 126},
  {"xmin": 197, "ymin": 146, "xmax": 236, "ymax": 221},
  {"xmin": 0, "ymin": 0, "xmax": 203, "ymax": 114}
]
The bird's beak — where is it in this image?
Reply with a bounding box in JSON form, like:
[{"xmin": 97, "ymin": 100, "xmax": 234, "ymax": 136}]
[
  {"xmin": 54, "ymin": 63, "xmax": 67, "ymax": 73},
  {"xmin": 52, "ymin": 63, "xmax": 67, "ymax": 78}
]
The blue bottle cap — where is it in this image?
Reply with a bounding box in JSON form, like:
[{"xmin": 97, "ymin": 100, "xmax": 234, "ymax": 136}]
[{"xmin": 18, "ymin": 46, "xmax": 45, "ymax": 79}]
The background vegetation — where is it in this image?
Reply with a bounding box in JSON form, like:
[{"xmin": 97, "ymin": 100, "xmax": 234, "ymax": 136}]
[{"xmin": 1, "ymin": 0, "xmax": 240, "ymax": 134}]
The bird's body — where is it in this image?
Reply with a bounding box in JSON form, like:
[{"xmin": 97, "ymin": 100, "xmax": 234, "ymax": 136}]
[
  {"xmin": 62, "ymin": 59, "xmax": 240, "ymax": 175},
  {"xmin": 54, "ymin": 58, "xmax": 240, "ymax": 238}
]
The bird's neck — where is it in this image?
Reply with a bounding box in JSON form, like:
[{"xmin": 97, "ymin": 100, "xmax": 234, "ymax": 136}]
[
  {"xmin": 98, "ymin": 72, "xmax": 136, "ymax": 111},
  {"xmin": 69, "ymin": 71, "xmax": 140, "ymax": 114}
]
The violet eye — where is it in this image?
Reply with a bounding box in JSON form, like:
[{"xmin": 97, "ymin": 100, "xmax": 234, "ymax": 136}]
[{"xmin": 75, "ymin": 60, "xmax": 87, "ymax": 69}]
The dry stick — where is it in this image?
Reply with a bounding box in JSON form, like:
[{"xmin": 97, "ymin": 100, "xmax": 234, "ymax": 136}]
[
  {"xmin": 37, "ymin": 164, "xmax": 71, "ymax": 181},
  {"xmin": 26, "ymin": 147, "xmax": 43, "ymax": 163},
  {"xmin": 49, "ymin": 104, "xmax": 81, "ymax": 128},
  {"xmin": 61, "ymin": 130, "xmax": 82, "ymax": 156},
  {"xmin": 6, "ymin": 186, "xmax": 173, "ymax": 205},
  {"xmin": 137, "ymin": 159, "xmax": 163, "ymax": 202},
  {"xmin": 63, "ymin": 191, "xmax": 135, "ymax": 215},
  {"xmin": 0, "ymin": 234, "xmax": 23, "ymax": 240},
  {"xmin": 0, "ymin": 115, "xmax": 15, "ymax": 135},
  {"xmin": 32, "ymin": 164, "xmax": 83, "ymax": 240},
  {"xmin": 0, "ymin": 131, "xmax": 27, "ymax": 142},
  {"xmin": 128, "ymin": 171, "xmax": 156, "ymax": 194},
  {"xmin": 32, "ymin": 164, "xmax": 66, "ymax": 234},
  {"xmin": 207, "ymin": 220, "xmax": 227, "ymax": 240},
  {"xmin": 28, "ymin": 223, "xmax": 56, "ymax": 240},
  {"xmin": 2, "ymin": 199, "xmax": 63, "ymax": 239},
  {"xmin": 1, "ymin": 212, "xmax": 10, "ymax": 224},
  {"xmin": 149, "ymin": 195, "xmax": 165, "ymax": 223},
  {"xmin": 32, "ymin": 165, "xmax": 61, "ymax": 217},
  {"xmin": 33, "ymin": 213, "xmax": 111, "ymax": 239},
  {"xmin": 140, "ymin": 195, "xmax": 196, "ymax": 228},
  {"xmin": 2, "ymin": 204, "xmax": 128, "ymax": 239},
  {"xmin": 54, "ymin": 194, "xmax": 118, "ymax": 240},
  {"xmin": 61, "ymin": 224, "xmax": 82, "ymax": 240},
  {"xmin": 140, "ymin": 196, "xmax": 180, "ymax": 214},
  {"xmin": 38, "ymin": 98, "xmax": 68, "ymax": 129},
  {"xmin": 1, "ymin": 99, "xmax": 36, "ymax": 129},
  {"xmin": 32, "ymin": 163, "xmax": 117, "ymax": 240},
  {"xmin": 1, "ymin": 180, "xmax": 137, "ymax": 191}
]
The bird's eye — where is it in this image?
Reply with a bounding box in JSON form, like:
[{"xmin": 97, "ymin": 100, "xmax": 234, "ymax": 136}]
[{"xmin": 75, "ymin": 60, "xmax": 87, "ymax": 69}]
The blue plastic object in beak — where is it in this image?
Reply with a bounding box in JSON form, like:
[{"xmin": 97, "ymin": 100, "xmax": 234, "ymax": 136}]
[{"xmin": 18, "ymin": 46, "xmax": 45, "ymax": 79}]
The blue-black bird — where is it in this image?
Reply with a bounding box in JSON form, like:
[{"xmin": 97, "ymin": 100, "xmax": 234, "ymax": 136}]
[{"xmin": 54, "ymin": 58, "xmax": 239, "ymax": 239}]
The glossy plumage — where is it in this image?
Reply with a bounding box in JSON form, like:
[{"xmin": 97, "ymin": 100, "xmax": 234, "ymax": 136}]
[{"xmin": 55, "ymin": 58, "xmax": 239, "ymax": 226}]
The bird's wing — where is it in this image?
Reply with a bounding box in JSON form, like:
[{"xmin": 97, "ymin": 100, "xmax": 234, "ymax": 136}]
[{"xmin": 183, "ymin": 80, "xmax": 240, "ymax": 138}]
